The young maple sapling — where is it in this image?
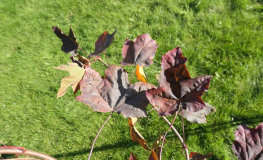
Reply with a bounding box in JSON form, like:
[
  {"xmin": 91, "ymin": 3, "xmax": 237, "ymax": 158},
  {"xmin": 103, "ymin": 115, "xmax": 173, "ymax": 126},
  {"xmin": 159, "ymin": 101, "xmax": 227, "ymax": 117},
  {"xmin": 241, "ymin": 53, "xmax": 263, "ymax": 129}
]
[{"xmin": 52, "ymin": 26, "xmax": 216, "ymax": 160}]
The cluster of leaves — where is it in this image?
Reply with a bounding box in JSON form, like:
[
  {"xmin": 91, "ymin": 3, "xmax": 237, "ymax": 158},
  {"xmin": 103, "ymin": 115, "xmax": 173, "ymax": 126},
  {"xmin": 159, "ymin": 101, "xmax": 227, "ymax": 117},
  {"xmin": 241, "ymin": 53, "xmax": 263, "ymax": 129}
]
[
  {"xmin": 52, "ymin": 26, "xmax": 263, "ymax": 160},
  {"xmin": 52, "ymin": 26, "xmax": 215, "ymax": 160},
  {"xmin": 52, "ymin": 26, "xmax": 214, "ymax": 122}
]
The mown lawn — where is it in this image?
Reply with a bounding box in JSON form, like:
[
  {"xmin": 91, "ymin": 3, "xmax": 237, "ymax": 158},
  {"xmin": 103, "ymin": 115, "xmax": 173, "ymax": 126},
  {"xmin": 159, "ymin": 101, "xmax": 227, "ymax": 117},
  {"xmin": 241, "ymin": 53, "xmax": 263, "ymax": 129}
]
[{"xmin": 0, "ymin": 0, "xmax": 262, "ymax": 159}]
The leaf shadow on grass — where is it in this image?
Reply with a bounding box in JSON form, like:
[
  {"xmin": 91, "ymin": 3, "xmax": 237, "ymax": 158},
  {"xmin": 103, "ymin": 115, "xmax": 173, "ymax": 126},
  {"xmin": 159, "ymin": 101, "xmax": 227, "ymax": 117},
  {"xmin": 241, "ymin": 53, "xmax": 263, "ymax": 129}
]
[
  {"xmin": 51, "ymin": 114, "xmax": 262, "ymax": 159},
  {"xmin": 52, "ymin": 140, "xmax": 136, "ymax": 158},
  {"xmin": 185, "ymin": 114, "xmax": 263, "ymax": 135}
]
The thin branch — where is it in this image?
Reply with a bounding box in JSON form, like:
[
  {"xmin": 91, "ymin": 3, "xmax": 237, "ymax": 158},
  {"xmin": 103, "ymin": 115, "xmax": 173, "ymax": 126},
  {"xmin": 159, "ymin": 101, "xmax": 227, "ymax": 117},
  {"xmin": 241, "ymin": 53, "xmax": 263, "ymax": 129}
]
[
  {"xmin": 133, "ymin": 108, "xmax": 155, "ymax": 126},
  {"xmin": 0, "ymin": 140, "xmax": 6, "ymax": 146},
  {"xmin": 181, "ymin": 108, "xmax": 186, "ymax": 149},
  {"xmin": 88, "ymin": 111, "xmax": 113, "ymax": 160},
  {"xmin": 0, "ymin": 147, "xmax": 56, "ymax": 160},
  {"xmin": 147, "ymin": 108, "xmax": 155, "ymax": 114},
  {"xmin": 150, "ymin": 105, "xmax": 189, "ymax": 160},
  {"xmin": 159, "ymin": 110, "xmax": 179, "ymax": 160},
  {"xmin": 129, "ymin": 65, "xmax": 136, "ymax": 84},
  {"xmin": 78, "ymin": 46, "xmax": 89, "ymax": 55},
  {"xmin": 104, "ymin": 51, "xmax": 110, "ymax": 65},
  {"xmin": 90, "ymin": 57, "xmax": 109, "ymax": 67},
  {"xmin": 161, "ymin": 116, "xmax": 190, "ymax": 160}
]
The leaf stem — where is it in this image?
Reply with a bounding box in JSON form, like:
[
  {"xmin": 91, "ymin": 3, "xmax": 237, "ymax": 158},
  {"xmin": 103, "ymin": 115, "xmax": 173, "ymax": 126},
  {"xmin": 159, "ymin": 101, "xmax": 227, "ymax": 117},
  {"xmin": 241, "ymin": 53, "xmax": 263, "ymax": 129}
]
[
  {"xmin": 133, "ymin": 108, "xmax": 155, "ymax": 126},
  {"xmin": 78, "ymin": 46, "xmax": 89, "ymax": 55},
  {"xmin": 91, "ymin": 57, "xmax": 109, "ymax": 67},
  {"xmin": 181, "ymin": 108, "xmax": 186, "ymax": 149},
  {"xmin": 104, "ymin": 51, "xmax": 110, "ymax": 65},
  {"xmin": 161, "ymin": 116, "xmax": 190, "ymax": 160},
  {"xmin": 87, "ymin": 111, "xmax": 113, "ymax": 160},
  {"xmin": 159, "ymin": 110, "xmax": 179, "ymax": 160},
  {"xmin": 61, "ymin": 34, "xmax": 89, "ymax": 55},
  {"xmin": 129, "ymin": 65, "xmax": 136, "ymax": 84},
  {"xmin": 0, "ymin": 141, "xmax": 6, "ymax": 146}
]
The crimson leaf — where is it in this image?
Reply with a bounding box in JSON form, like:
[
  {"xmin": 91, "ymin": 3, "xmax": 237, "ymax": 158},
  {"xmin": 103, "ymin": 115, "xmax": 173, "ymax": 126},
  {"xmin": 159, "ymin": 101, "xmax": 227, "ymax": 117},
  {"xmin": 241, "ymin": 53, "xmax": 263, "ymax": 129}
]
[
  {"xmin": 52, "ymin": 26, "xmax": 78, "ymax": 56},
  {"xmin": 146, "ymin": 47, "xmax": 213, "ymax": 119},
  {"xmin": 232, "ymin": 123, "xmax": 263, "ymax": 160},
  {"xmin": 121, "ymin": 33, "xmax": 159, "ymax": 67},
  {"xmin": 88, "ymin": 29, "xmax": 117, "ymax": 58},
  {"xmin": 76, "ymin": 65, "xmax": 156, "ymax": 118}
]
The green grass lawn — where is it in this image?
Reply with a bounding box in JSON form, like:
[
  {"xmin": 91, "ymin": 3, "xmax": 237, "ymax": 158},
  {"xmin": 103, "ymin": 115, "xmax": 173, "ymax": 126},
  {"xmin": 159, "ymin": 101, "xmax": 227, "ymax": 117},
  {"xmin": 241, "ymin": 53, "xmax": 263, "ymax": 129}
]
[{"xmin": 0, "ymin": 0, "xmax": 262, "ymax": 159}]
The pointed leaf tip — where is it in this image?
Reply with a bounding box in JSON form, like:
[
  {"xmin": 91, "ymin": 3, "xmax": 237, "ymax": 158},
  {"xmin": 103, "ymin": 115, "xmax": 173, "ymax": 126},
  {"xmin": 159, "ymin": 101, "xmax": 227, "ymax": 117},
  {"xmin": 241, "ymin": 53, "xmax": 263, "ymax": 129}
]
[
  {"xmin": 182, "ymin": 103, "xmax": 216, "ymax": 124},
  {"xmin": 121, "ymin": 33, "xmax": 159, "ymax": 67},
  {"xmin": 52, "ymin": 26, "xmax": 79, "ymax": 56},
  {"xmin": 148, "ymin": 150, "xmax": 158, "ymax": 160},
  {"xmin": 88, "ymin": 29, "xmax": 117, "ymax": 58}
]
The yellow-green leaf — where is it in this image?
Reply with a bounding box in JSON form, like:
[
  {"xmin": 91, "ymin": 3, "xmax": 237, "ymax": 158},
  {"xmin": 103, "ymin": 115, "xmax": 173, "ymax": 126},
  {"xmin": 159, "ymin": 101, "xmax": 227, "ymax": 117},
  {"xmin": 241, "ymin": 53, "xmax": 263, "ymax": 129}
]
[{"xmin": 54, "ymin": 63, "xmax": 85, "ymax": 98}]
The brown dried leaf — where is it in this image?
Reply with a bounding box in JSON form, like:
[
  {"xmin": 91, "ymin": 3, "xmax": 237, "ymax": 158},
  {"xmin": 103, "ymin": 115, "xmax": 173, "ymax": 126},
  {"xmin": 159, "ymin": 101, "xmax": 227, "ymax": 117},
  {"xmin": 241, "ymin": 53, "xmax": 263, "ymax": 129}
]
[
  {"xmin": 128, "ymin": 117, "xmax": 151, "ymax": 151},
  {"xmin": 77, "ymin": 55, "xmax": 90, "ymax": 65},
  {"xmin": 148, "ymin": 150, "xmax": 158, "ymax": 160}
]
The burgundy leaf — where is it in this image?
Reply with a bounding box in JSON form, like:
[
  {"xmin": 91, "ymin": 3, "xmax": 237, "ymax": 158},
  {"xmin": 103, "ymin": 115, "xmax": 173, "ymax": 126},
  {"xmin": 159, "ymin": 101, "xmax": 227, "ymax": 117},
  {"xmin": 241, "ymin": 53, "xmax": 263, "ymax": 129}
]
[
  {"xmin": 146, "ymin": 47, "xmax": 213, "ymax": 119},
  {"xmin": 76, "ymin": 65, "xmax": 156, "ymax": 118},
  {"xmin": 52, "ymin": 26, "xmax": 79, "ymax": 56},
  {"xmin": 180, "ymin": 75, "xmax": 212, "ymax": 112},
  {"xmin": 121, "ymin": 34, "xmax": 159, "ymax": 67},
  {"xmin": 88, "ymin": 29, "xmax": 117, "ymax": 58},
  {"xmin": 146, "ymin": 88, "xmax": 180, "ymax": 116},
  {"xmin": 232, "ymin": 123, "xmax": 263, "ymax": 160},
  {"xmin": 75, "ymin": 66, "xmax": 111, "ymax": 112},
  {"xmin": 160, "ymin": 47, "xmax": 190, "ymax": 98},
  {"xmin": 129, "ymin": 153, "xmax": 138, "ymax": 160}
]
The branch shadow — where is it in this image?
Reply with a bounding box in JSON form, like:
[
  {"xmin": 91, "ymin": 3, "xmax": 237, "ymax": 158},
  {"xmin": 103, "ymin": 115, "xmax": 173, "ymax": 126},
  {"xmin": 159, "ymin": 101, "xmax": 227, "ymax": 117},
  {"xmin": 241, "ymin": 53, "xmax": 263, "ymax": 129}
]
[
  {"xmin": 184, "ymin": 114, "xmax": 263, "ymax": 135},
  {"xmin": 52, "ymin": 140, "xmax": 136, "ymax": 158},
  {"xmin": 51, "ymin": 114, "xmax": 262, "ymax": 159}
]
